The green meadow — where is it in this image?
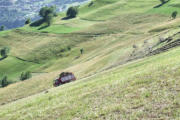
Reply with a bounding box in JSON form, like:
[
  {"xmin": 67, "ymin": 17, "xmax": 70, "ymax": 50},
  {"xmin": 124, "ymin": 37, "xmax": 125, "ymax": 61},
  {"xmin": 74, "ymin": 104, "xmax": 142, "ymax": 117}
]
[{"xmin": 0, "ymin": 0, "xmax": 180, "ymax": 119}]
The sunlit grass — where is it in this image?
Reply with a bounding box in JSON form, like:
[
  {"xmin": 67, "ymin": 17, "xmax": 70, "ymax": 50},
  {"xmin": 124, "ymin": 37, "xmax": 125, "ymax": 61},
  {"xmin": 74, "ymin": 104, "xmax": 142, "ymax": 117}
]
[{"xmin": 0, "ymin": 0, "xmax": 180, "ymax": 119}]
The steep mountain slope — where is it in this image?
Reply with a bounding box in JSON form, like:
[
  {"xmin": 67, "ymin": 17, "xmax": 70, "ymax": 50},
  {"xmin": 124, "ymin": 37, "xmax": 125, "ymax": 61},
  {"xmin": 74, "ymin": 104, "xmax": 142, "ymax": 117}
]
[
  {"xmin": 0, "ymin": 0, "xmax": 180, "ymax": 119},
  {"xmin": 0, "ymin": 0, "xmax": 89, "ymax": 29}
]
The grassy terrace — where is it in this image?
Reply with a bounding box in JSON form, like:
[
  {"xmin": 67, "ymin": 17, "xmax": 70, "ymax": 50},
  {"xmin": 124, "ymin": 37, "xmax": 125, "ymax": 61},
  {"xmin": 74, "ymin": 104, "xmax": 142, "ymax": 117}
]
[{"xmin": 0, "ymin": 0, "xmax": 180, "ymax": 119}]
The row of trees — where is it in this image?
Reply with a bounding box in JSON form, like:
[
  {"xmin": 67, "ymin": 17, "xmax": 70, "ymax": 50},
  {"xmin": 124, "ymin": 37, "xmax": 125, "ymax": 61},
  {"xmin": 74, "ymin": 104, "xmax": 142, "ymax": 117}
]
[
  {"xmin": 25, "ymin": 18, "xmax": 31, "ymax": 25},
  {"xmin": 1, "ymin": 6, "xmax": 79, "ymax": 29},
  {"xmin": 1, "ymin": 5, "xmax": 78, "ymax": 29},
  {"xmin": 25, "ymin": 6, "xmax": 79, "ymax": 27},
  {"xmin": 38, "ymin": 6, "xmax": 78, "ymax": 26},
  {"xmin": 0, "ymin": 71, "xmax": 32, "ymax": 88}
]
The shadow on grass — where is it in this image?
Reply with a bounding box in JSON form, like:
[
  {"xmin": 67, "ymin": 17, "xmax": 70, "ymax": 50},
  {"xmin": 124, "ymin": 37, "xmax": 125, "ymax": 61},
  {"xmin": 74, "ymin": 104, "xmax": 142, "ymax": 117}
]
[
  {"xmin": 38, "ymin": 25, "xmax": 49, "ymax": 30},
  {"xmin": 30, "ymin": 19, "xmax": 44, "ymax": 27},
  {"xmin": 61, "ymin": 16, "xmax": 76, "ymax": 20},
  {"xmin": 30, "ymin": 19, "xmax": 49, "ymax": 30},
  {"xmin": 14, "ymin": 56, "xmax": 40, "ymax": 64},
  {"xmin": 0, "ymin": 56, "xmax": 7, "ymax": 61},
  {"xmin": 154, "ymin": 0, "xmax": 170, "ymax": 8}
]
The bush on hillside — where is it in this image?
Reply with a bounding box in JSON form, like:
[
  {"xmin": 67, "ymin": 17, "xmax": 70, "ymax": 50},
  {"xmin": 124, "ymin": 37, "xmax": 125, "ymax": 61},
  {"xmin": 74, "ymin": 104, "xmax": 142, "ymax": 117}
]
[
  {"xmin": 25, "ymin": 18, "xmax": 31, "ymax": 24},
  {"xmin": 66, "ymin": 6, "xmax": 78, "ymax": 18},
  {"xmin": 1, "ymin": 76, "xmax": 9, "ymax": 87},
  {"xmin": 30, "ymin": 6, "xmax": 56, "ymax": 27},
  {"xmin": 39, "ymin": 6, "xmax": 56, "ymax": 18},
  {"xmin": 39, "ymin": 6, "xmax": 57, "ymax": 26},
  {"xmin": 0, "ymin": 25, "xmax": 5, "ymax": 31},
  {"xmin": 45, "ymin": 13, "xmax": 54, "ymax": 26},
  {"xmin": 20, "ymin": 71, "xmax": 32, "ymax": 81},
  {"xmin": 171, "ymin": 11, "xmax": 178, "ymax": 19},
  {"xmin": 80, "ymin": 48, "xmax": 84, "ymax": 54},
  {"xmin": 67, "ymin": 46, "xmax": 71, "ymax": 51},
  {"xmin": 0, "ymin": 47, "xmax": 10, "ymax": 58}
]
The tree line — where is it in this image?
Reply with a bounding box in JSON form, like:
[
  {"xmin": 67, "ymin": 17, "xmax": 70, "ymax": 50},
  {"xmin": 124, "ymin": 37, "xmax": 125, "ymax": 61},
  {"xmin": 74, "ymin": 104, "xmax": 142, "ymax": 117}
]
[
  {"xmin": 0, "ymin": 5, "xmax": 79, "ymax": 30},
  {"xmin": 26, "ymin": 6, "xmax": 78, "ymax": 27},
  {"xmin": 0, "ymin": 71, "xmax": 32, "ymax": 88}
]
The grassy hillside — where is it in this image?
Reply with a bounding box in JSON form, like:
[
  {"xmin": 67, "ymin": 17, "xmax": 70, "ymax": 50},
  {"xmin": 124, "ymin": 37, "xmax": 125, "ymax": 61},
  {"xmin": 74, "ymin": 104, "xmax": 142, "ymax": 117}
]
[
  {"xmin": 0, "ymin": 0, "xmax": 180, "ymax": 119},
  {"xmin": 0, "ymin": 40, "xmax": 180, "ymax": 119},
  {"xmin": 0, "ymin": 0, "xmax": 165, "ymax": 80}
]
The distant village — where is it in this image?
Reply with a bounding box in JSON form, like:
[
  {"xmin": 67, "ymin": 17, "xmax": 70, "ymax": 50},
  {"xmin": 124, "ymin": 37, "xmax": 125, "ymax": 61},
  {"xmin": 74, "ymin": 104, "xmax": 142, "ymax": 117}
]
[{"xmin": 0, "ymin": 0, "xmax": 88, "ymax": 29}]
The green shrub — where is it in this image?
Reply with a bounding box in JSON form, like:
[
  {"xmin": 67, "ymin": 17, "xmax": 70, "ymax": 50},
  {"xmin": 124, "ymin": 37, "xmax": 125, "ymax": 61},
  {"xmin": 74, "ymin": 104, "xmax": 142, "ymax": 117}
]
[
  {"xmin": 0, "ymin": 25, "xmax": 5, "ymax": 31},
  {"xmin": 39, "ymin": 6, "xmax": 55, "ymax": 18},
  {"xmin": 20, "ymin": 71, "xmax": 32, "ymax": 81},
  {"xmin": 1, "ymin": 76, "xmax": 9, "ymax": 87},
  {"xmin": 67, "ymin": 46, "xmax": 71, "ymax": 51},
  {"xmin": 25, "ymin": 18, "xmax": 31, "ymax": 24},
  {"xmin": 80, "ymin": 48, "xmax": 84, "ymax": 54},
  {"xmin": 171, "ymin": 11, "xmax": 178, "ymax": 19},
  {"xmin": 60, "ymin": 48, "xmax": 66, "ymax": 52},
  {"xmin": 66, "ymin": 6, "xmax": 78, "ymax": 18},
  {"xmin": 45, "ymin": 13, "xmax": 54, "ymax": 26},
  {"xmin": 38, "ymin": 6, "xmax": 56, "ymax": 26},
  {"xmin": 0, "ymin": 47, "xmax": 10, "ymax": 58}
]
